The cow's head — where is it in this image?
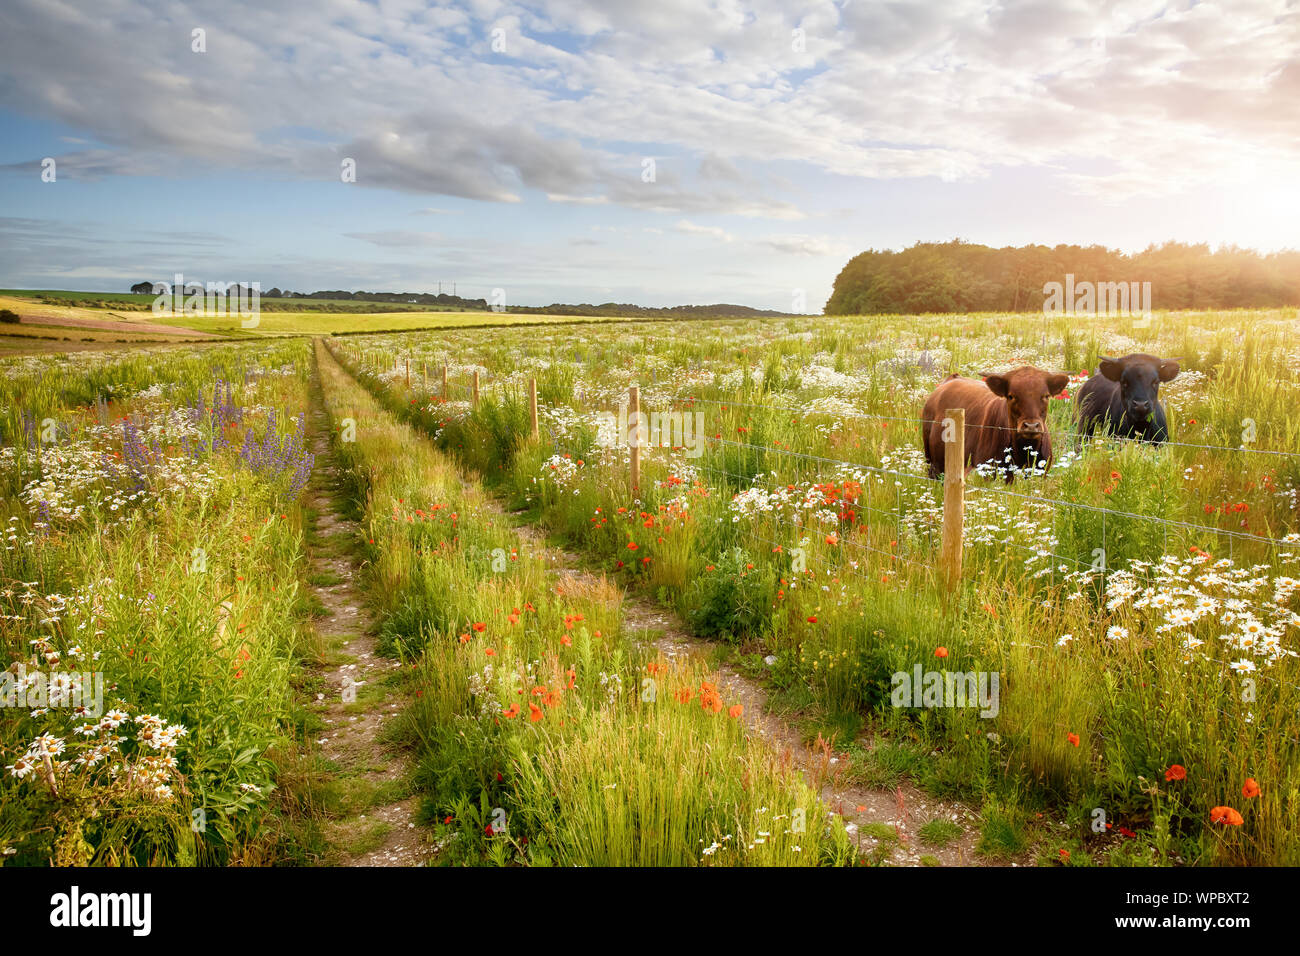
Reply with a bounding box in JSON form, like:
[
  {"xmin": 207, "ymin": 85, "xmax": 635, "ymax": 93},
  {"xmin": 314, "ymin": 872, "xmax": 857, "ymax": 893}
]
[
  {"xmin": 983, "ymin": 366, "xmax": 1070, "ymax": 443},
  {"xmin": 1099, "ymin": 354, "xmax": 1179, "ymax": 428}
]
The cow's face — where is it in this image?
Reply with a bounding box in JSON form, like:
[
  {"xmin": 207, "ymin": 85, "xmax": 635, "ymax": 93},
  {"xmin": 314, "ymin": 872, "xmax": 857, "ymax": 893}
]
[
  {"xmin": 984, "ymin": 367, "xmax": 1069, "ymax": 442},
  {"xmin": 1099, "ymin": 354, "xmax": 1179, "ymax": 427}
]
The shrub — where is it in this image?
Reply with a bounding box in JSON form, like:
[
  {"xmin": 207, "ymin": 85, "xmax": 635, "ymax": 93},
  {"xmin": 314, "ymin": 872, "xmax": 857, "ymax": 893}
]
[{"xmin": 685, "ymin": 547, "xmax": 776, "ymax": 642}]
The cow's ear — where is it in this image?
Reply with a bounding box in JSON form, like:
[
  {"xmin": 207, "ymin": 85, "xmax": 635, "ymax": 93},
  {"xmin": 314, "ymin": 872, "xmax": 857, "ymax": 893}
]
[
  {"xmin": 1098, "ymin": 358, "xmax": 1122, "ymax": 382},
  {"xmin": 1157, "ymin": 359, "xmax": 1180, "ymax": 382},
  {"xmin": 1046, "ymin": 373, "xmax": 1069, "ymax": 396},
  {"xmin": 984, "ymin": 374, "xmax": 1010, "ymax": 397}
]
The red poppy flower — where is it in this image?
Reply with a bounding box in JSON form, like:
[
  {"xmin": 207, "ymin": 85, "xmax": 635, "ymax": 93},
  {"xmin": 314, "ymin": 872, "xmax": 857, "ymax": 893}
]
[{"xmin": 1210, "ymin": 806, "xmax": 1243, "ymax": 826}]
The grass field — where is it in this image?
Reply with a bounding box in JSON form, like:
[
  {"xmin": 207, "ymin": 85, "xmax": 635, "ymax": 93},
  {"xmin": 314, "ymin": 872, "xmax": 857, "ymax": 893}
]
[
  {"xmin": 312, "ymin": 340, "xmax": 851, "ymax": 865},
  {"xmin": 2, "ymin": 306, "xmax": 1298, "ymax": 867},
  {"xmin": 2, "ymin": 289, "xmax": 480, "ymax": 314},
  {"xmin": 332, "ymin": 306, "xmax": 1300, "ymax": 865},
  {"xmin": 0, "ymin": 326, "xmax": 198, "ymax": 355},
  {"xmin": 0, "ymin": 292, "xmax": 691, "ymax": 341},
  {"xmin": 137, "ymin": 308, "xmax": 619, "ymax": 336},
  {"xmin": 0, "ymin": 339, "xmax": 322, "ymax": 863}
]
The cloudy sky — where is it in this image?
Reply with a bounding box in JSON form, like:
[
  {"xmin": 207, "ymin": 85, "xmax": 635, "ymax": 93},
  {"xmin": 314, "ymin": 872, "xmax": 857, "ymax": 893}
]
[{"xmin": 0, "ymin": 0, "xmax": 1297, "ymax": 310}]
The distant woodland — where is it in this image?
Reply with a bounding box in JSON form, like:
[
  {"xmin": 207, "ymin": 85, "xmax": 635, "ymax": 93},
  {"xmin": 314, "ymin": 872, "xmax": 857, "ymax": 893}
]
[{"xmin": 824, "ymin": 240, "xmax": 1300, "ymax": 315}]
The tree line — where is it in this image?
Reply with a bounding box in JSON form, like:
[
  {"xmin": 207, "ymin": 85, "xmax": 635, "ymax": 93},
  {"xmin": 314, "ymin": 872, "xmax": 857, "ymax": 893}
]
[
  {"xmin": 123, "ymin": 283, "xmax": 792, "ymax": 319},
  {"xmin": 127, "ymin": 283, "xmax": 489, "ymax": 312},
  {"xmin": 824, "ymin": 240, "xmax": 1300, "ymax": 315},
  {"xmin": 504, "ymin": 302, "xmax": 791, "ymax": 319}
]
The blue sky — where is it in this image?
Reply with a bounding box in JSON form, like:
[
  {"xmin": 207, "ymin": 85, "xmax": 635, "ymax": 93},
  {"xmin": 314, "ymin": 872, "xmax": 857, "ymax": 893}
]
[{"xmin": 1, "ymin": 0, "xmax": 1297, "ymax": 311}]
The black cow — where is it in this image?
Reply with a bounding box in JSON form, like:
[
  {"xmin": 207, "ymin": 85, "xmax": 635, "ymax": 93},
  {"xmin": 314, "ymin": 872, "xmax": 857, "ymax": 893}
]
[{"xmin": 1075, "ymin": 353, "xmax": 1179, "ymax": 443}]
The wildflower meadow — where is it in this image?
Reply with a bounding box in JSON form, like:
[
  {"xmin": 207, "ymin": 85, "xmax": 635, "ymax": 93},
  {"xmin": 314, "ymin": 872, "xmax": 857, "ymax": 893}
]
[{"xmin": 2, "ymin": 307, "xmax": 1297, "ymax": 872}]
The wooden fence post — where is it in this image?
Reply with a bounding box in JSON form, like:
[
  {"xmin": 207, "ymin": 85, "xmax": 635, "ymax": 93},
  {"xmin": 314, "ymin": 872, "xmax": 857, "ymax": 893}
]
[
  {"xmin": 529, "ymin": 378, "xmax": 538, "ymax": 440},
  {"xmin": 629, "ymin": 384, "xmax": 640, "ymax": 491},
  {"xmin": 472, "ymin": 370, "xmax": 480, "ymax": 407},
  {"xmin": 442, "ymin": 363, "xmax": 449, "ymax": 398},
  {"xmin": 940, "ymin": 407, "xmax": 965, "ymax": 591}
]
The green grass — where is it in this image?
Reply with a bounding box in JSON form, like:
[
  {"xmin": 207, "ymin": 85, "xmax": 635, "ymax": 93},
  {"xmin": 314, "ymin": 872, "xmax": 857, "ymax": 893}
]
[
  {"xmin": 0, "ymin": 338, "xmax": 331, "ymax": 865},
  {"xmin": 1, "ymin": 289, "xmax": 486, "ymax": 314},
  {"xmin": 918, "ymin": 818, "xmax": 964, "ymax": 848},
  {"xmin": 330, "ymin": 306, "xmax": 1300, "ymax": 866},
  {"xmin": 7, "ymin": 302, "xmax": 1297, "ymax": 868},
  {"xmin": 312, "ymin": 340, "xmax": 857, "ymax": 867},
  {"xmin": 0, "ymin": 290, "xmax": 734, "ymax": 340},
  {"xmin": 977, "ymin": 799, "xmax": 1032, "ymax": 859}
]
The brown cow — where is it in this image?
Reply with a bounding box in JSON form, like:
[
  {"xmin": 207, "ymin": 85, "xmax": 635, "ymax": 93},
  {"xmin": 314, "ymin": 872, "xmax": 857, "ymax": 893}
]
[{"xmin": 921, "ymin": 367, "xmax": 1069, "ymax": 482}]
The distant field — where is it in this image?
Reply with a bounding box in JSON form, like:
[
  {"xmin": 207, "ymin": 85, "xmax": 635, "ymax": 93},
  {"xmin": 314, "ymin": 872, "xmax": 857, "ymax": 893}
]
[
  {"xmin": 0, "ymin": 289, "xmax": 479, "ymax": 314},
  {"xmin": 0, "ymin": 291, "xmax": 649, "ymax": 344},
  {"xmin": 0, "ymin": 330, "xmax": 228, "ymax": 355},
  {"xmin": 0, "ymin": 294, "xmax": 219, "ymax": 353},
  {"xmin": 139, "ymin": 308, "xmax": 620, "ymax": 336},
  {"xmin": 0, "ymin": 325, "xmax": 176, "ymax": 355}
]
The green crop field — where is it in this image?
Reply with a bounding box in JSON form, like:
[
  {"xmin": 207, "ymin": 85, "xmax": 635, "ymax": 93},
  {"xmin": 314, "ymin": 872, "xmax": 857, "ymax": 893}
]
[
  {"xmin": 1, "ymin": 289, "xmax": 482, "ymax": 314},
  {"xmin": 0, "ymin": 291, "xmax": 708, "ymax": 341},
  {"xmin": 134, "ymin": 308, "xmax": 598, "ymax": 336}
]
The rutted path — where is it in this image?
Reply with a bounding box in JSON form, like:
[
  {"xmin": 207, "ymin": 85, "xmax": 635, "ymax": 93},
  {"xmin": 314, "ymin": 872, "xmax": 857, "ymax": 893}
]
[
  {"xmin": 494, "ymin": 507, "xmax": 990, "ymax": 867},
  {"xmin": 304, "ymin": 356, "xmax": 429, "ymax": 867},
  {"xmin": 325, "ymin": 342, "xmax": 992, "ymax": 867}
]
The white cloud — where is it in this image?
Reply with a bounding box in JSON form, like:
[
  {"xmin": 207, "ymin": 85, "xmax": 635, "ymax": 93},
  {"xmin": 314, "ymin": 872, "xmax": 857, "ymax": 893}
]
[
  {"xmin": 4, "ymin": 0, "xmax": 1292, "ymax": 209},
  {"xmin": 344, "ymin": 230, "xmax": 446, "ymax": 248},
  {"xmin": 675, "ymin": 219, "xmax": 735, "ymax": 242},
  {"xmin": 758, "ymin": 234, "xmax": 838, "ymax": 257}
]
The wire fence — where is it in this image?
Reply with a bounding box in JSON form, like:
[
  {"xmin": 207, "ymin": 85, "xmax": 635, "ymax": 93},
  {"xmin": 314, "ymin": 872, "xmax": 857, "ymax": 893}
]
[
  {"xmin": 696, "ymin": 431, "xmax": 1296, "ymax": 556},
  {"xmin": 681, "ymin": 394, "xmax": 1300, "ymax": 461},
  {"xmin": 330, "ymin": 341, "xmax": 1300, "ymax": 726},
  {"xmin": 382, "ymin": 351, "xmax": 1300, "ymax": 464},
  {"xmin": 340, "ymin": 344, "xmax": 1300, "ymax": 577}
]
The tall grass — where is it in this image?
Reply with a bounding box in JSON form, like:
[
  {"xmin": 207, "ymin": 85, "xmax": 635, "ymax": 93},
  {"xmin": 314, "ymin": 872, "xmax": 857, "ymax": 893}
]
[
  {"xmin": 0, "ymin": 340, "xmax": 326, "ymax": 865},
  {"xmin": 316, "ymin": 340, "xmax": 854, "ymax": 866},
  {"xmin": 334, "ymin": 308, "xmax": 1300, "ymax": 865}
]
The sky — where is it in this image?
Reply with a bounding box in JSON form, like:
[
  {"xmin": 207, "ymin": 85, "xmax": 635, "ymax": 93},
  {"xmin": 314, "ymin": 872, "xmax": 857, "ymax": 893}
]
[{"xmin": 0, "ymin": 0, "xmax": 1297, "ymax": 312}]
